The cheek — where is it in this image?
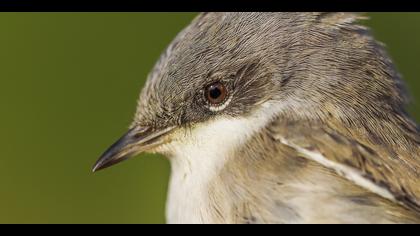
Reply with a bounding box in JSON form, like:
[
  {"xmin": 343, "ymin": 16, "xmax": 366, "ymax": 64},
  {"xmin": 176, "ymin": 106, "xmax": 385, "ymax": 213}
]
[{"xmin": 153, "ymin": 116, "xmax": 264, "ymax": 160}]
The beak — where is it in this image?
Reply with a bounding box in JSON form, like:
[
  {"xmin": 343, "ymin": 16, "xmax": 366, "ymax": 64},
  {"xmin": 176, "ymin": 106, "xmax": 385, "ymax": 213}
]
[{"xmin": 92, "ymin": 126, "xmax": 175, "ymax": 172}]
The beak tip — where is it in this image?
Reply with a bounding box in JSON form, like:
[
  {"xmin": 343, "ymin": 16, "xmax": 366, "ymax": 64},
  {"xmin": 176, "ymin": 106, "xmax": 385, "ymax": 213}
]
[
  {"xmin": 91, "ymin": 161, "xmax": 103, "ymax": 173},
  {"xmin": 92, "ymin": 125, "xmax": 172, "ymax": 173},
  {"xmin": 92, "ymin": 165, "xmax": 99, "ymax": 173}
]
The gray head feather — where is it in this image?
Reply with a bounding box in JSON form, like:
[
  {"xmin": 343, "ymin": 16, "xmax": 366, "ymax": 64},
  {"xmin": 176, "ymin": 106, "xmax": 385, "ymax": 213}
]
[{"xmin": 132, "ymin": 12, "xmax": 416, "ymax": 149}]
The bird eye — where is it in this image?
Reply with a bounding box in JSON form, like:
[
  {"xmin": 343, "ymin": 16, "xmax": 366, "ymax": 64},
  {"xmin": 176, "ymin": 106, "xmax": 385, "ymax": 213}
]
[{"xmin": 205, "ymin": 82, "xmax": 228, "ymax": 105}]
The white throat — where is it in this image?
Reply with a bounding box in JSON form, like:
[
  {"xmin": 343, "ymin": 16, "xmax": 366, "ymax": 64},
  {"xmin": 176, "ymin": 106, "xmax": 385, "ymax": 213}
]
[{"xmin": 158, "ymin": 103, "xmax": 279, "ymax": 223}]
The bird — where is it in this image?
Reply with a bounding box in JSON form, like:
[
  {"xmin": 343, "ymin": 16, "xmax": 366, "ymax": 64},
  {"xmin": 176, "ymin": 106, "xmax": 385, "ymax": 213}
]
[{"xmin": 93, "ymin": 12, "xmax": 420, "ymax": 224}]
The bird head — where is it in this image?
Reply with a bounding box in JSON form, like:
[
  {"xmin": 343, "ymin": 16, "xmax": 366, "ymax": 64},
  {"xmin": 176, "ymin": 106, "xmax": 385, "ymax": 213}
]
[{"xmin": 93, "ymin": 12, "xmax": 409, "ymax": 172}]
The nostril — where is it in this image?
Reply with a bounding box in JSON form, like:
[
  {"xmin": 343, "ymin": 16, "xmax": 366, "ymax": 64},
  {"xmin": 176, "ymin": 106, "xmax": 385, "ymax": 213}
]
[{"xmin": 133, "ymin": 126, "xmax": 151, "ymax": 139}]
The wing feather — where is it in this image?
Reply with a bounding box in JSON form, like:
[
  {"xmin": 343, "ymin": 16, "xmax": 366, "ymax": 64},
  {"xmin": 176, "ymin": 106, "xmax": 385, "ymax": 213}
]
[{"xmin": 267, "ymin": 119, "xmax": 420, "ymax": 213}]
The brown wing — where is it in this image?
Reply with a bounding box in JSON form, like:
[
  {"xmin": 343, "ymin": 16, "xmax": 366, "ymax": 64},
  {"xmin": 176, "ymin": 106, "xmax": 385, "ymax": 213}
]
[{"xmin": 267, "ymin": 118, "xmax": 420, "ymax": 213}]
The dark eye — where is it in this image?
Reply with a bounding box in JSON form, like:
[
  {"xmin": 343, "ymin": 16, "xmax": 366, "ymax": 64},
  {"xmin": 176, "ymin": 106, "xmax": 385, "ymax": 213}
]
[{"xmin": 205, "ymin": 82, "xmax": 228, "ymax": 105}]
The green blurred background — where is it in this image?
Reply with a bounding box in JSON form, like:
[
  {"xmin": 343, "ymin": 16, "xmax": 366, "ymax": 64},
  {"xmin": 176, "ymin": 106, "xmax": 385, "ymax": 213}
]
[{"xmin": 0, "ymin": 13, "xmax": 418, "ymax": 224}]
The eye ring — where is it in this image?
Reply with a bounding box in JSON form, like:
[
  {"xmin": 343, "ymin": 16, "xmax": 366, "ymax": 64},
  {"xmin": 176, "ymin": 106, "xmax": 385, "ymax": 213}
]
[{"xmin": 204, "ymin": 81, "xmax": 231, "ymax": 112}]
